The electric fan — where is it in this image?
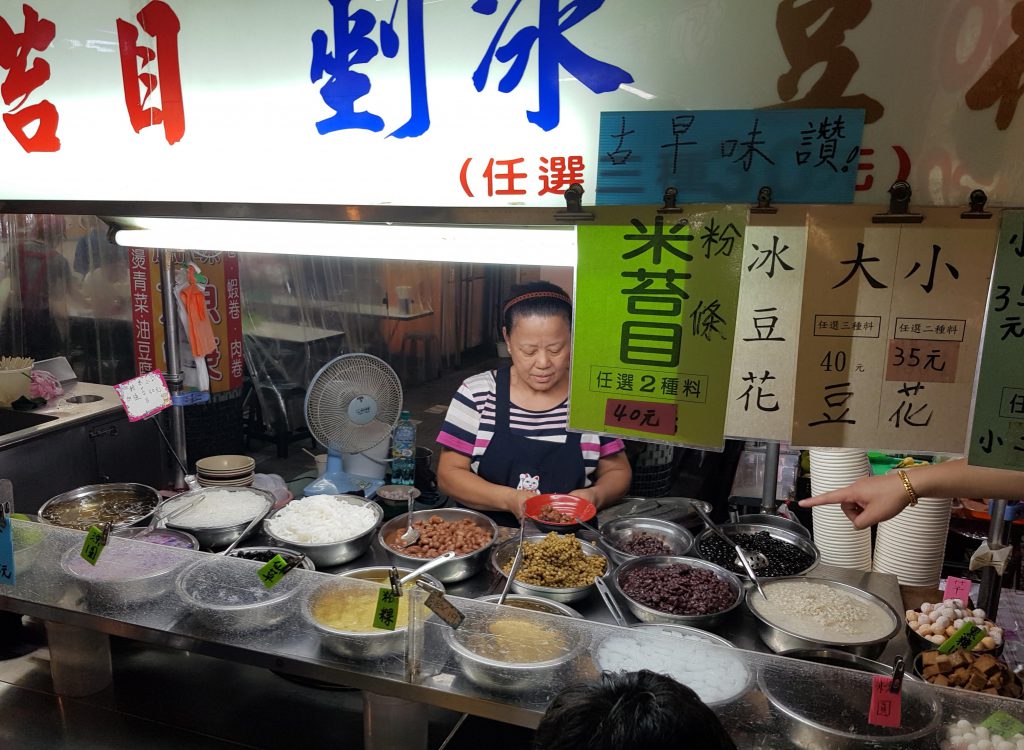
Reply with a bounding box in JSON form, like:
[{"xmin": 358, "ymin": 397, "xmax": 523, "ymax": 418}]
[{"xmin": 302, "ymin": 354, "xmax": 403, "ymax": 498}]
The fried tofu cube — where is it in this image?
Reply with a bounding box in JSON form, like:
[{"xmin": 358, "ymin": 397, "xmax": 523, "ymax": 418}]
[
  {"xmin": 936, "ymin": 654, "xmax": 953, "ymax": 674},
  {"xmin": 974, "ymin": 653, "xmax": 1001, "ymax": 677},
  {"xmin": 932, "ymin": 675, "xmax": 950, "ymax": 687},
  {"xmin": 967, "ymin": 671, "xmax": 989, "ymax": 691},
  {"xmin": 921, "ymin": 650, "xmax": 939, "ymax": 667}
]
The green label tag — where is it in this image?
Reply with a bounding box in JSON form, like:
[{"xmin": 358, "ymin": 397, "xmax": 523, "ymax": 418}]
[
  {"xmin": 372, "ymin": 587, "xmax": 399, "ymax": 631},
  {"xmin": 80, "ymin": 526, "xmax": 107, "ymax": 566},
  {"xmin": 257, "ymin": 554, "xmax": 291, "ymax": 589},
  {"xmin": 982, "ymin": 711, "xmax": 1024, "ymax": 738},
  {"xmin": 938, "ymin": 622, "xmax": 986, "ymax": 654}
]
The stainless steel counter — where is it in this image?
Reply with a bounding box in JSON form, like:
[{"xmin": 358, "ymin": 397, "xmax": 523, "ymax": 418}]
[
  {"xmin": 3, "ymin": 519, "xmax": 1021, "ymax": 748},
  {"xmin": 0, "ymin": 382, "xmax": 121, "ymax": 449}
]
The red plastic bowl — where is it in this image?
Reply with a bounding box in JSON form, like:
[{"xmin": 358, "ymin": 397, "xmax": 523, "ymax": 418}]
[{"xmin": 524, "ymin": 493, "xmax": 597, "ymax": 531}]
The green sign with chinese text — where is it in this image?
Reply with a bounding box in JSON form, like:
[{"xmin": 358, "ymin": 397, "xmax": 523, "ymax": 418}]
[{"xmin": 569, "ymin": 205, "xmax": 745, "ymax": 448}]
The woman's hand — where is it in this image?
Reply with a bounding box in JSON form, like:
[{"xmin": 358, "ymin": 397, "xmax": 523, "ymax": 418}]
[
  {"xmin": 798, "ymin": 473, "xmax": 910, "ymax": 529},
  {"xmin": 507, "ymin": 489, "xmax": 541, "ymax": 518},
  {"xmin": 567, "ymin": 487, "xmax": 598, "ymax": 506}
]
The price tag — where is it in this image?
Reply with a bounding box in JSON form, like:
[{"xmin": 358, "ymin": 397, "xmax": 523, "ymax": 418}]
[
  {"xmin": 982, "ymin": 711, "xmax": 1024, "ymax": 738},
  {"xmin": 372, "ymin": 588, "xmax": 399, "ymax": 631},
  {"xmin": 939, "ymin": 622, "xmax": 986, "ymax": 654},
  {"xmin": 603, "ymin": 399, "xmax": 678, "ymax": 437},
  {"xmin": 0, "ymin": 500, "xmax": 14, "ymax": 586},
  {"xmin": 257, "ymin": 554, "xmax": 292, "ymax": 589},
  {"xmin": 80, "ymin": 524, "xmax": 109, "ymax": 566},
  {"xmin": 943, "ymin": 576, "xmax": 973, "ymax": 604},
  {"xmin": 114, "ymin": 371, "xmax": 172, "ymax": 422},
  {"xmin": 868, "ymin": 675, "xmax": 902, "ymax": 728},
  {"xmin": 419, "ymin": 583, "xmax": 465, "ymax": 629}
]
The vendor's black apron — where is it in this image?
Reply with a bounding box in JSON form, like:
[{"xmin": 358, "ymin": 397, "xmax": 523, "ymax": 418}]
[{"xmin": 465, "ymin": 366, "xmax": 587, "ymax": 527}]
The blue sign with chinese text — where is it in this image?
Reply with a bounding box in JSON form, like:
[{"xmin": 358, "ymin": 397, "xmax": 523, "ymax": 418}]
[{"xmin": 596, "ymin": 109, "xmax": 864, "ymax": 205}]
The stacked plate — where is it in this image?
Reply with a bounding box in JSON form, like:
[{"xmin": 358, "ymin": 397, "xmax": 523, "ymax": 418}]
[
  {"xmin": 196, "ymin": 455, "xmax": 256, "ymax": 487},
  {"xmin": 808, "ymin": 448, "xmax": 872, "ymax": 571},
  {"xmin": 873, "ymin": 482, "xmax": 951, "ymax": 587}
]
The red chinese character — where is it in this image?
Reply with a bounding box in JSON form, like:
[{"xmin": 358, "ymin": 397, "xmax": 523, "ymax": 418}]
[
  {"xmin": 460, "ymin": 156, "xmax": 528, "ymax": 197},
  {"xmin": 117, "ymin": 1, "xmax": 185, "ymax": 144},
  {"xmin": 966, "ymin": 1, "xmax": 1024, "ymax": 130},
  {"xmin": 538, "ymin": 155, "xmax": 584, "ymax": 195},
  {"xmin": 0, "ymin": 4, "xmax": 59, "ymax": 152}
]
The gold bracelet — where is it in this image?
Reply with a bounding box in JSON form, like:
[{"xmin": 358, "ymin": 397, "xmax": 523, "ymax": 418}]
[{"xmin": 897, "ymin": 469, "xmax": 919, "ymax": 508}]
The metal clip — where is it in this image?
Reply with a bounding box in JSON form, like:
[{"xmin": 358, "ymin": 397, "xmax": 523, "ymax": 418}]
[
  {"xmin": 658, "ymin": 186, "xmax": 682, "ymax": 214},
  {"xmin": 554, "ymin": 183, "xmax": 595, "ymax": 223},
  {"xmin": 281, "ymin": 553, "xmax": 307, "ymax": 575},
  {"xmin": 873, "ymin": 180, "xmax": 923, "ymax": 224},
  {"xmin": 890, "ymin": 655, "xmax": 905, "ymax": 694},
  {"xmin": 389, "ymin": 567, "xmax": 402, "ymax": 597},
  {"xmin": 0, "ymin": 500, "xmax": 9, "ymax": 532},
  {"xmin": 961, "ymin": 188, "xmax": 992, "ymax": 220},
  {"xmin": 750, "ymin": 185, "xmax": 778, "ymax": 215},
  {"xmin": 99, "ymin": 522, "xmax": 112, "ymax": 547}
]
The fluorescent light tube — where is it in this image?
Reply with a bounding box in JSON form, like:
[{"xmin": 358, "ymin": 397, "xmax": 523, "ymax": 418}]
[{"xmin": 113, "ymin": 218, "xmax": 578, "ymax": 267}]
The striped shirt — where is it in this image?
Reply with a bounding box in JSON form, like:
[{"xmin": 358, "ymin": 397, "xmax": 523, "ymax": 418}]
[{"xmin": 436, "ymin": 371, "xmax": 625, "ymax": 487}]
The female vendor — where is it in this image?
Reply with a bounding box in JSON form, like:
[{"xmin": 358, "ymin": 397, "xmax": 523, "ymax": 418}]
[{"xmin": 436, "ymin": 282, "xmax": 632, "ymax": 525}]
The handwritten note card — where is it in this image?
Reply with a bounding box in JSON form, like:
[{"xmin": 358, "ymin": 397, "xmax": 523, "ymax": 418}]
[{"xmin": 114, "ymin": 371, "xmax": 172, "ymax": 422}]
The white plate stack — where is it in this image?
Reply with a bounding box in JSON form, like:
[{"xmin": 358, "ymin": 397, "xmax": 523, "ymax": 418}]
[
  {"xmin": 808, "ymin": 448, "xmax": 872, "ymax": 571},
  {"xmin": 196, "ymin": 455, "xmax": 256, "ymax": 487},
  {"xmin": 872, "ymin": 478, "xmax": 951, "ymax": 587}
]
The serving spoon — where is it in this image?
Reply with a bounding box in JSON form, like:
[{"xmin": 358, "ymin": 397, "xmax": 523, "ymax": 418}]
[{"xmin": 693, "ymin": 504, "xmax": 770, "ymax": 583}]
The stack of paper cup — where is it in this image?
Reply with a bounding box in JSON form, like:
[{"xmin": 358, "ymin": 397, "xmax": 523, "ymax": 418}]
[
  {"xmin": 809, "ymin": 448, "xmax": 873, "ymax": 571},
  {"xmin": 873, "ymin": 478, "xmax": 951, "ymax": 586}
]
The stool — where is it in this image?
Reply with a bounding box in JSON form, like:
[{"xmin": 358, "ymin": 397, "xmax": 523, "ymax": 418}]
[{"xmin": 399, "ymin": 332, "xmax": 440, "ymax": 384}]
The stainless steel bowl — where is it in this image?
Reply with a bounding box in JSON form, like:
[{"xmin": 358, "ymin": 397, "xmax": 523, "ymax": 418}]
[
  {"xmin": 113, "ymin": 526, "xmax": 200, "ymax": 550},
  {"xmin": 304, "ymin": 566, "xmax": 444, "ymax": 660},
  {"xmin": 475, "ymin": 594, "xmax": 582, "ymax": 618},
  {"xmin": 60, "ymin": 538, "xmax": 187, "ymax": 605},
  {"xmin": 905, "ymin": 607, "xmax": 1003, "ymax": 657},
  {"xmin": 595, "ymin": 623, "xmax": 749, "ymax": 708},
  {"xmin": 760, "ymin": 657, "xmax": 941, "ymax": 748},
  {"xmin": 378, "ymin": 508, "xmax": 497, "ymax": 583},
  {"xmin": 613, "ymin": 555, "xmax": 744, "ymax": 628},
  {"xmin": 599, "ymin": 496, "xmax": 712, "ymax": 533},
  {"xmin": 444, "ymin": 611, "xmax": 587, "ymax": 693},
  {"xmin": 601, "ymin": 517, "xmax": 694, "ymax": 566},
  {"xmin": 163, "ymin": 486, "xmax": 275, "ymax": 549},
  {"xmin": 263, "ymin": 495, "xmax": 382, "ymax": 568},
  {"xmin": 629, "ymin": 622, "xmax": 735, "ymax": 648},
  {"xmin": 39, "ymin": 483, "xmax": 160, "ymax": 531},
  {"xmin": 735, "ymin": 513, "xmax": 812, "ymax": 539},
  {"xmin": 745, "ymin": 577, "xmax": 901, "ymax": 658},
  {"xmin": 490, "ymin": 534, "xmax": 608, "ymax": 604},
  {"xmin": 225, "ymin": 546, "xmax": 317, "ymax": 571},
  {"xmin": 781, "ymin": 649, "xmax": 921, "ymax": 681},
  {"xmin": 695, "ymin": 522, "xmax": 819, "ymax": 580},
  {"xmin": 176, "ymin": 556, "xmax": 305, "ymax": 633}
]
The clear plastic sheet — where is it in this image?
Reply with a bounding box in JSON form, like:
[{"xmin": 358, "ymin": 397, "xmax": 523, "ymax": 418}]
[{"xmin": 7, "ymin": 519, "xmax": 1024, "ymax": 747}]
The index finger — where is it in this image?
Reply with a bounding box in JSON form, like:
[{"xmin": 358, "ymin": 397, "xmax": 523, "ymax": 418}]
[{"xmin": 798, "ymin": 489, "xmax": 847, "ymax": 508}]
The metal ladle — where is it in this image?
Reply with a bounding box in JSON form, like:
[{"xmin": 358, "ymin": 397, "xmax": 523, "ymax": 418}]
[
  {"xmin": 397, "ymin": 487, "xmax": 422, "ymax": 547},
  {"xmin": 693, "ymin": 505, "xmax": 770, "ymax": 599}
]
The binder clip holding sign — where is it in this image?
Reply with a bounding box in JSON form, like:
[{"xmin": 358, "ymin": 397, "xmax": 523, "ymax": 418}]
[
  {"xmin": 868, "ymin": 656, "xmax": 904, "ymax": 728},
  {"xmin": 0, "ymin": 488, "xmax": 14, "ymax": 586}
]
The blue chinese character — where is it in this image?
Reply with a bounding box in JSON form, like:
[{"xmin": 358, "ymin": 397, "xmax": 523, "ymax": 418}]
[
  {"xmin": 471, "ymin": 0, "xmax": 634, "ymax": 131},
  {"xmin": 311, "ymin": 0, "xmax": 429, "ymax": 138}
]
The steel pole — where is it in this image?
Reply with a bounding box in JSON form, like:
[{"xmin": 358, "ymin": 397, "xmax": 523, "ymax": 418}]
[
  {"xmin": 159, "ymin": 249, "xmax": 188, "ymax": 489},
  {"xmin": 761, "ymin": 441, "xmax": 780, "ymax": 514},
  {"xmin": 977, "ymin": 498, "xmax": 1008, "ymax": 619}
]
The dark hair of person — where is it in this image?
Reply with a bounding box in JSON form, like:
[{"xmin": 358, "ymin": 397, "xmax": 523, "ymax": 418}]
[
  {"xmin": 501, "ymin": 281, "xmax": 572, "ymax": 333},
  {"xmin": 533, "ymin": 670, "xmax": 737, "ymax": 750}
]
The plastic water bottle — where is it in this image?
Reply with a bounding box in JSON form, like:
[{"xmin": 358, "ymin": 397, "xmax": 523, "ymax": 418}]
[{"xmin": 391, "ymin": 410, "xmax": 416, "ymax": 485}]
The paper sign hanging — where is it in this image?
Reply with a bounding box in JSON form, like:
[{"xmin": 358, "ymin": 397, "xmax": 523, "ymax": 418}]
[
  {"xmin": 943, "ymin": 576, "xmax": 973, "ymax": 603},
  {"xmin": 0, "ymin": 499, "xmax": 14, "ymax": 587},
  {"xmin": 792, "ymin": 207, "xmax": 996, "ymax": 451},
  {"xmin": 595, "ymin": 109, "xmax": 864, "ymax": 205},
  {"xmin": 867, "ymin": 675, "xmax": 902, "ymax": 728},
  {"xmin": 725, "ymin": 207, "xmax": 808, "ymax": 441},
  {"xmin": 939, "ymin": 622, "xmax": 987, "ymax": 654},
  {"xmin": 80, "ymin": 525, "xmax": 110, "ymax": 566},
  {"xmin": 114, "ymin": 370, "xmax": 173, "ymax": 422},
  {"xmin": 982, "ymin": 712, "xmax": 1024, "ymax": 738},
  {"xmin": 969, "ymin": 209, "xmax": 1024, "ymax": 471},
  {"xmin": 258, "ymin": 554, "xmax": 294, "ymax": 589},
  {"xmin": 569, "ymin": 205, "xmax": 745, "ymax": 448},
  {"xmin": 372, "ymin": 588, "xmax": 399, "ymax": 631}
]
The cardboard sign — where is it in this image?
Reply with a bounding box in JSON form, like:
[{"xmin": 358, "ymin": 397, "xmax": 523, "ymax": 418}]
[
  {"xmin": 372, "ymin": 588, "xmax": 399, "ymax": 631},
  {"xmin": 80, "ymin": 525, "xmax": 108, "ymax": 566},
  {"xmin": 570, "ymin": 205, "xmax": 745, "ymax": 448},
  {"xmin": 258, "ymin": 554, "xmax": 292, "ymax": 589},
  {"xmin": 939, "ymin": 622, "xmax": 986, "ymax": 654},
  {"xmin": 114, "ymin": 371, "xmax": 172, "ymax": 422},
  {"xmin": 868, "ymin": 675, "xmax": 902, "ymax": 728},
  {"xmin": 884, "ymin": 339, "xmax": 959, "ymax": 383},
  {"xmin": 943, "ymin": 576, "xmax": 973, "ymax": 604}
]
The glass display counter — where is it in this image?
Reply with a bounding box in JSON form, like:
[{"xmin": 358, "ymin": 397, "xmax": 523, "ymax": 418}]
[{"xmin": 4, "ymin": 520, "xmax": 1023, "ymax": 749}]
